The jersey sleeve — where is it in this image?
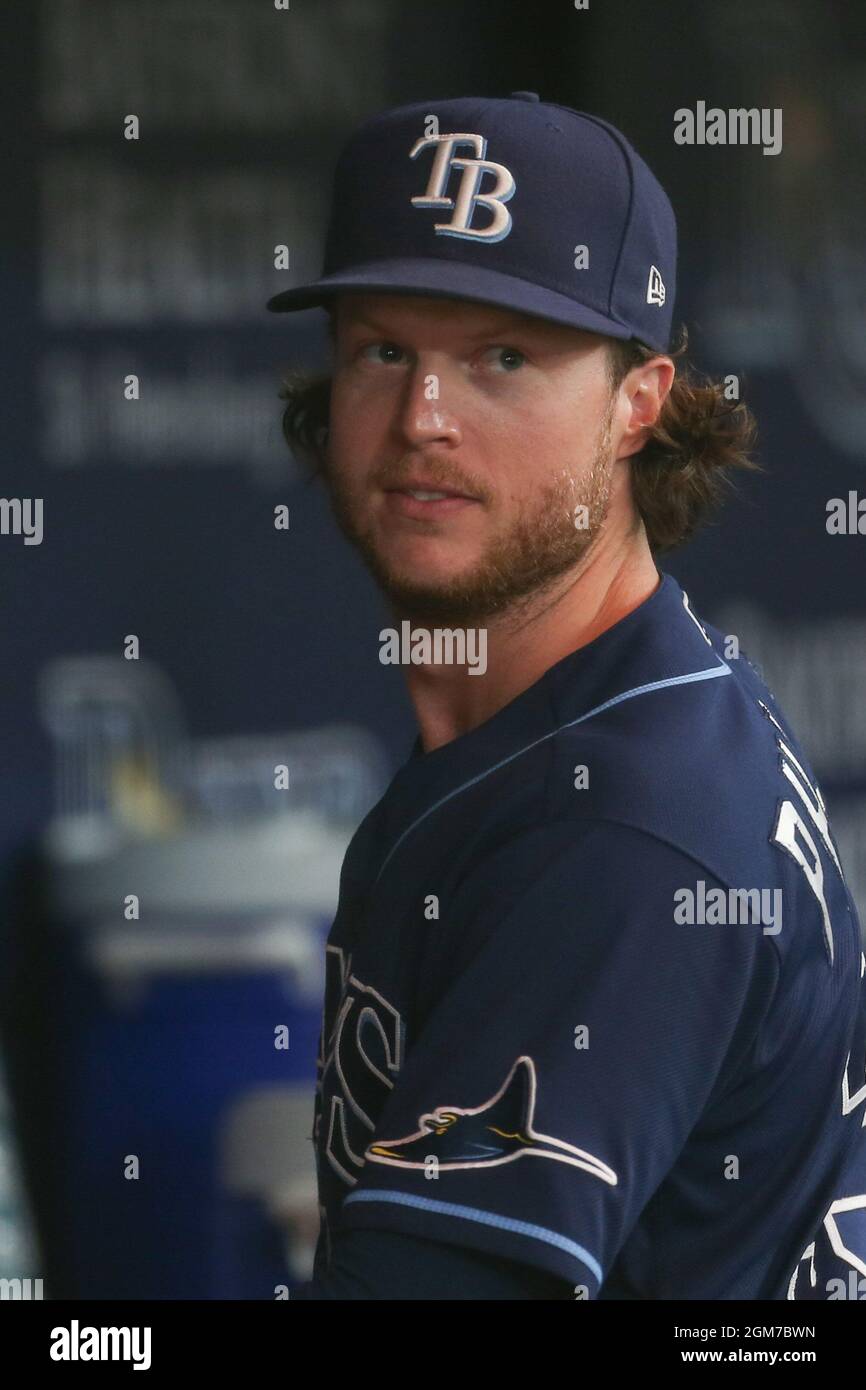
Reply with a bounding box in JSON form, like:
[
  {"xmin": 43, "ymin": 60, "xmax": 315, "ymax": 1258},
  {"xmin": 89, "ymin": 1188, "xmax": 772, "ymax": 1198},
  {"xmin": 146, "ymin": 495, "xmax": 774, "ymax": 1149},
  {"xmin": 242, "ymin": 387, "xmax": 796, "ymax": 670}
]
[
  {"xmin": 338, "ymin": 819, "xmax": 780, "ymax": 1295},
  {"xmin": 291, "ymin": 1226, "xmax": 572, "ymax": 1299}
]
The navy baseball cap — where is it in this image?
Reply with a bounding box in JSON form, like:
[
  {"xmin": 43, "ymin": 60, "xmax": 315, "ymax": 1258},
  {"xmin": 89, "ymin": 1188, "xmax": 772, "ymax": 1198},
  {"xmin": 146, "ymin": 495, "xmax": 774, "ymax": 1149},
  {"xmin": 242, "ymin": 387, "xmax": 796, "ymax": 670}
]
[{"xmin": 266, "ymin": 91, "xmax": 677, "ymax": 354}]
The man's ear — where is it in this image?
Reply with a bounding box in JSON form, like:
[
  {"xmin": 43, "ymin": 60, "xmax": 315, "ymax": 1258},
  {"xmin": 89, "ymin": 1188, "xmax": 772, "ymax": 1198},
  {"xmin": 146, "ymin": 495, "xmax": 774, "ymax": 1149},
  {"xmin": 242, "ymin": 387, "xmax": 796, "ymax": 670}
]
[{"xmin": 616, "ymin": 359, "xmax": 675, "ymax": 461}]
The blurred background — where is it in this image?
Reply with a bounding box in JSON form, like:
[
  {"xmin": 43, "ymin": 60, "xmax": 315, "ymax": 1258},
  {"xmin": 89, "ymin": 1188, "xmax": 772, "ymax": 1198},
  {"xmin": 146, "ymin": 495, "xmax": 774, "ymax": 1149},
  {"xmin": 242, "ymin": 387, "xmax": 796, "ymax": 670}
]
[{"xmin": 2, "ymin": 0, "xmax": 865, "ymax": 1298}]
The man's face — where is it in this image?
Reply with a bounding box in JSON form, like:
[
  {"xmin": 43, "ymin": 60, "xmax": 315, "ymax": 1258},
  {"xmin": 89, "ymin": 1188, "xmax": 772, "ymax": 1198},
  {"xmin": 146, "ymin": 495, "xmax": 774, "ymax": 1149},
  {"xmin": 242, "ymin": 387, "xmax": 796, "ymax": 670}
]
[{"xmin": 323, "ymin": 292, "xmax": 623, "ymax": 624}]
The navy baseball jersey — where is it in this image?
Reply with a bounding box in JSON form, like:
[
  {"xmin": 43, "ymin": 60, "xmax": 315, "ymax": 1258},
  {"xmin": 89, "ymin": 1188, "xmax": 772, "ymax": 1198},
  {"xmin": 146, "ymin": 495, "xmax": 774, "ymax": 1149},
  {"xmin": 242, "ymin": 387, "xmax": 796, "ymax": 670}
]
[{"xmin": 310, "ymin": 571, "xmax": 866, "ymax": 1299}]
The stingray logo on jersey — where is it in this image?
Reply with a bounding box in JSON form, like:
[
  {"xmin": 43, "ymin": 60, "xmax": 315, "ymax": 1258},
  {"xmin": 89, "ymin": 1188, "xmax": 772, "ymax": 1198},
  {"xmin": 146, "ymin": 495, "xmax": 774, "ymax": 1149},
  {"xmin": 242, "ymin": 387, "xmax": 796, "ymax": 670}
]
[
  {"xmin": 365, "ymin": 1054, "xmax": 618, "ymax": 1182},
  {"xmin": 409, "ymin": 132, "xmax": 516, "ymax": 241}
]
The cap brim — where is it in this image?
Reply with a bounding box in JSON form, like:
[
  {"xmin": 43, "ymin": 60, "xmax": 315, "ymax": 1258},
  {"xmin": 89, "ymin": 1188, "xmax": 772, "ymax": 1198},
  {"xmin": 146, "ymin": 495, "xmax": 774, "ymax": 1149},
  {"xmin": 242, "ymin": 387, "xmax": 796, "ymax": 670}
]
[{"xmin": 266, "ymin": 257, "xmax": 636, "ymax": 343}]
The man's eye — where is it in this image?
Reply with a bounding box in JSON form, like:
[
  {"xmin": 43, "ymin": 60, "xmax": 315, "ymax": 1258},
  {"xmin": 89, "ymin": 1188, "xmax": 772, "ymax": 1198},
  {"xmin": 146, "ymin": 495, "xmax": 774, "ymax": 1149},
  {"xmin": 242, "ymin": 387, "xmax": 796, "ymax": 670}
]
[
  {"xmin": 480, "ymin": 346, "xmax": 526, "ymax": 372},
  {"xmin": 359, "ymin": 342, "xmax": 405, "ymax": 365}
]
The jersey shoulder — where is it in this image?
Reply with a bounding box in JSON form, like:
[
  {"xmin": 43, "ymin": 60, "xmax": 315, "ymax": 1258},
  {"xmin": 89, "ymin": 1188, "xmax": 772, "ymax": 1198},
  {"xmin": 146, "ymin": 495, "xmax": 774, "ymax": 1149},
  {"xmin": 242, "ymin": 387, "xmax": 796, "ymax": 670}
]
[{"xmin": 539, "ymin": 586, "xmax": 859, "ymax": 972}]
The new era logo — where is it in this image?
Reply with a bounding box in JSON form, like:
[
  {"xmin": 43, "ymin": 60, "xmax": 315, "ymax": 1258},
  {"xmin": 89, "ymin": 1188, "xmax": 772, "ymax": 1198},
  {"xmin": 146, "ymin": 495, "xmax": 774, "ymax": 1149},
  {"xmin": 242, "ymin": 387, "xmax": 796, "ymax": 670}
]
[{"xmin": 647, "ymin": 265, "xmax": 666, "ymax": 306}]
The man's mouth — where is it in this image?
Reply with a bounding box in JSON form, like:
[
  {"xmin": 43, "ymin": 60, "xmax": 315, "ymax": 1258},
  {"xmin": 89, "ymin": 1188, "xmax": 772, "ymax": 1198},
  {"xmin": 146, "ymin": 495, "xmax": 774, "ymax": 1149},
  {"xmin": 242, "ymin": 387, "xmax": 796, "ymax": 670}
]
[
  {"xmin": 400, "ymin": 489, "xmax": 460, "ymax": 501},
  {"xmin": 384, "ymin": 481, "xmax": 476, "ymax": 501},
  {"xmin": 382, "ymin": 483, "xmax": 480, "ymax": 517}
]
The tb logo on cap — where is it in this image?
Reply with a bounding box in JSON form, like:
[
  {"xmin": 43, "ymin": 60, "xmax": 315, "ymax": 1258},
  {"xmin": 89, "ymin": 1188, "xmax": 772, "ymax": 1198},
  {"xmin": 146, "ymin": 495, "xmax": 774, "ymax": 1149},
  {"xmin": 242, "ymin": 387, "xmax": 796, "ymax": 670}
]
[{"xmin": 409, "ymin": 133, "xmax": 516, "ymax": 242}]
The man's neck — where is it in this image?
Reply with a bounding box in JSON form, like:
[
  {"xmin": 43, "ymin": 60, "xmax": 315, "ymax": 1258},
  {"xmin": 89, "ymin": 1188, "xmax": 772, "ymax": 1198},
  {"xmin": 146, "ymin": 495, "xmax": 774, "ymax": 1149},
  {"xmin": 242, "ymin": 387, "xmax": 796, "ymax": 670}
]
[{"xmin": 400, "ymin": 531, "xmax": 661, "ymax": 754}]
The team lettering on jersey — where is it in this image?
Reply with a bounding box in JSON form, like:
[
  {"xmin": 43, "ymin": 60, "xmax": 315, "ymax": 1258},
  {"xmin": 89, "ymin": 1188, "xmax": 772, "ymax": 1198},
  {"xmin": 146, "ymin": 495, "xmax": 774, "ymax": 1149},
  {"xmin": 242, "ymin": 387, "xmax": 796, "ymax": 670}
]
[
  {"xmin": 753, "ymin": 701, "xmax": 866, "ymax": 1299},
  {"xmin": 314, "ymin": 944, "xmax": 404, "ymax": 1189},
  {"xmin": 788, "ymin": 950, "xmax": 866, "ymax": 1300}
]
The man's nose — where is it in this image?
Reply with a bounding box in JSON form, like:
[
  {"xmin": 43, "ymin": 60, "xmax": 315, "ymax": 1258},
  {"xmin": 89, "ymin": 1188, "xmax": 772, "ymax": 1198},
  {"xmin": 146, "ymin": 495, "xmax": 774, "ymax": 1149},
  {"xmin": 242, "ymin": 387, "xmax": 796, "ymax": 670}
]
[{"xmin": 393, "ymin": 361, "xmax": 463, "ymax": 448}]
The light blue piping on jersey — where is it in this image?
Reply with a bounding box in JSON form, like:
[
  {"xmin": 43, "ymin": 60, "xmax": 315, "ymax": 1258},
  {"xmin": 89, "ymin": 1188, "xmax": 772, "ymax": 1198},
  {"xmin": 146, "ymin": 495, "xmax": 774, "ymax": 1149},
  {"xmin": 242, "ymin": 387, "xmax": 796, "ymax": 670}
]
[
  {"xmin": 343, "ymin": 1188, "xmax": 603, "ymax": 1285},
  {"xmin": 375, "ymin": 660, "xmax": 732, "ymax": 883}
]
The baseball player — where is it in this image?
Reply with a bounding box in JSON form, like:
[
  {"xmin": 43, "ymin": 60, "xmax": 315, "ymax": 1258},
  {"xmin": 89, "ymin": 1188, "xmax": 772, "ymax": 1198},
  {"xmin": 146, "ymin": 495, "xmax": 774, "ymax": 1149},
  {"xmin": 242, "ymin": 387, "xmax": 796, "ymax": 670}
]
[{"xmin": 268, "ymin": 93, "xmax": 866, "ymax": 1299}]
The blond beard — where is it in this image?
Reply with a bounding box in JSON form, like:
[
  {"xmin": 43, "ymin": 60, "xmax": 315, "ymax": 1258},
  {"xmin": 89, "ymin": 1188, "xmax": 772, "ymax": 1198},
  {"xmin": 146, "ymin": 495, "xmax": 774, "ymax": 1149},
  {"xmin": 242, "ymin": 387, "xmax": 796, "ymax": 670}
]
[{"xmin": 323, "ymin": 400, "xmax": 615, "ymax": 627}]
